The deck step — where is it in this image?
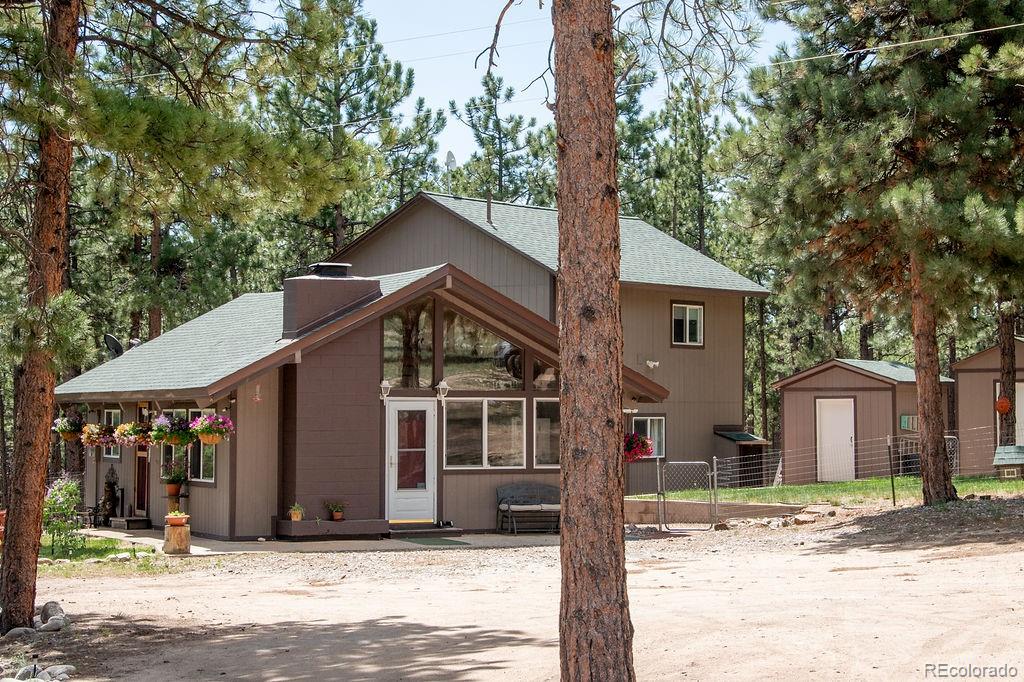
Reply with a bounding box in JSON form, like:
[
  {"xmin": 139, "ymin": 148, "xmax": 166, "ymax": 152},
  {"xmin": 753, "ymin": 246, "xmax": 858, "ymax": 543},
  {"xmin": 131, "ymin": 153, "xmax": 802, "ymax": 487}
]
[
  {"xmin": 389, "ymin": 524, "xmax": 463, "ymax": 539},
  {"xmin": 110, "ymin": 517, "xmax": 152, "ymax": 530}
]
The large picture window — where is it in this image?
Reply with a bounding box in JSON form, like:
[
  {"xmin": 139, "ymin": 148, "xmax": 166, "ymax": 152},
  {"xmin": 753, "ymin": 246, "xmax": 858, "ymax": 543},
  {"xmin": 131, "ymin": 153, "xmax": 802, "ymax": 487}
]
[
  {"xmin": 443, "ymin": 310, "xmax": 524, "ymax": 390},
  {"xmin": 102, "ymin": 409, "xmax": 121, "ymax": 459},
  {"xmin": 534, "ymin": 399, "xmax": 560, "ymax": 468},
  {"xmin": 672, "ymin": 303, "xmax": 704, "ymax": 347},
  {"xmin": 161, "ymin": 408, "xmax": 188, "ymax": 471},
  {"xmin": 383, "ymin": 297, "xmax": 434, "ymax": 388},
  {"xmin": 444, "ymin": 399, "xmax": 525, "ymax": 468},
  {"xmin": 632, "ymin": 416, "xmax": 666, "ymax": 459}
]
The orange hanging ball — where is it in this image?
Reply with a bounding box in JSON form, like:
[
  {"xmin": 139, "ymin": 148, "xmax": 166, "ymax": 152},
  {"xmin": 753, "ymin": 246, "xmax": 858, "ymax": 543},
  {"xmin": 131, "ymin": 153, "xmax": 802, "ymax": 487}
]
[{"xmin": 996, "ymin": 395, "xmax": 1012, "ymax": 415}]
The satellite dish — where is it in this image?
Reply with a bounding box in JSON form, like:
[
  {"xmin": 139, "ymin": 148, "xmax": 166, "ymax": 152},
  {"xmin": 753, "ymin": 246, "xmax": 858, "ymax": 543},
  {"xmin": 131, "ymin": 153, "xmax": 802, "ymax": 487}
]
[
  {"xmin": 103, "ymin": 334, "xmax": 124, "ymax": 359},
  {"xmin": 445, "ymin": 151, "xmax": 457, "ymax": 172}
]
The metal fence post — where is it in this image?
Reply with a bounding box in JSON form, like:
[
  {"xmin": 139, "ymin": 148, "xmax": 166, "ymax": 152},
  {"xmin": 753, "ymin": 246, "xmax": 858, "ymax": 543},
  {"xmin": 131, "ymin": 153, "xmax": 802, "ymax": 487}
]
[
  {"xmin": 886, "ymin": 434, "xmax": 896, "ymax": 507},
  {"xmin": 711, "ymin": 456, "xmax": 719, "ymax": 525}
]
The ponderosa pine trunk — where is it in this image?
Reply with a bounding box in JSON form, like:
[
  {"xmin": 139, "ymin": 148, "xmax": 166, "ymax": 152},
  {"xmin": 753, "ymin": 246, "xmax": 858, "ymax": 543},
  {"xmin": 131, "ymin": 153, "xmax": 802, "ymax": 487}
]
[
  {"xmin": 551, "ymin": 1, "xmax": 635, "ymax": 679},
  {"xmin": 997, "ymin": 302, "xmax": 1016, "ymax": 446},
  {"xmin": 909, "ymin": 253, "xmax": 957, "ymax": 505},
  {"xmin": 0, "ymin": 0, "xmax": 80, "ymax": 633},
  {"xmin": 758, "ymin": 297, "xmax": 768, "ymax": 438},
  {"xmin": 946, "ymin": 334, "xmax": 958, "ymax": 432}
]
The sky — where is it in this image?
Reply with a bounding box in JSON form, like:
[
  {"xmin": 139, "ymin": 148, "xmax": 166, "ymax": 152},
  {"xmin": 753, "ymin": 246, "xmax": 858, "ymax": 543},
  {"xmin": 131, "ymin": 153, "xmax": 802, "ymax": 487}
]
[{"xmin": 364, "ymin": 1, "xmax": 796, "ymax": 163}]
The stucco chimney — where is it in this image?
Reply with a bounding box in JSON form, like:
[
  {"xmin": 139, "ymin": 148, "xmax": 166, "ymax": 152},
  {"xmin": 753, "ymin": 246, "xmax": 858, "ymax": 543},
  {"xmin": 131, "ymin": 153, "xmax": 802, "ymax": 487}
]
[{"xmin": 282, "ymin": 263, "xmax": 381, "ymax": 339}]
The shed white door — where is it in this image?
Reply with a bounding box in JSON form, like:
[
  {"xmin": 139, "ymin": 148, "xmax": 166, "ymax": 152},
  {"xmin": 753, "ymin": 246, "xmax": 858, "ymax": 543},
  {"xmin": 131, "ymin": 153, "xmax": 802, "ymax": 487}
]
[
  {"xmin": 386, "ymin": 399, "xmax": 437, "ymax": 523},
  {"xmin": 816, "ymin": 398, "xmax": 855, "ymax": 481},
  {"xmin": 994, "ymin": 382, "xmax": 1024, "ymax": 443}
]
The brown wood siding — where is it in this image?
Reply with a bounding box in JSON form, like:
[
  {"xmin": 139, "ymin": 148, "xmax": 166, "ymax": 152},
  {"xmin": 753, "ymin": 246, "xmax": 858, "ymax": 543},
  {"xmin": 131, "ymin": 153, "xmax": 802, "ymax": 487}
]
[
  {"xmin": 781, "ymin": 389, "xmax": 894, "ymax": 484},
  {"xmin": 442, "ymin": 471, "xmax": 559, "ymax": 530},
  {"xmin": 290, "ymin": 320, "xmax": 383, "ymax": 521},
  {"xmin": 955, "ymin": 370, "xmax": 1002, "ymax": 475},
  {"xmin": 234, "ymin": 369, "xmax": 280, "ymax": 537},
  {"xmin": 344, "ymin": 201, "xmax": 554, "ymax": 319},
  {"xmin": 620, "ymin": 286, "xmax": 745, "ymax": 494},
  {"xmin": 953, "ymin": 339, "xmax": 1024, "ymax": 371}
]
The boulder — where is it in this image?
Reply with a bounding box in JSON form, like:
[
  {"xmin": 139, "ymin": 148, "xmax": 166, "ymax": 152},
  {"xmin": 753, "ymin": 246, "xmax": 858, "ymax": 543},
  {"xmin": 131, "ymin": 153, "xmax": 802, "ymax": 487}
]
[
  {"xmin": 36, "ymin": 558, "xmax": 52, "ymax": 566},
  {"xmin": 712, "ymin": 522, "xmax": 730, "ymax": 531},
  {"xmin": 40, "ymin": 601, "xmax": 64, "ymax": 624},
  {"xmin": 14, "ymin": 666, "xmax": 48, "ymax": 681},
  {"xmin": 42, "ymin": 666, "xmax": 75, "ymax": 678},
  {"xmin": 38, "ymin": 616, "xmax": 66, "ymax": 632},
  {"xmin": 793, "ymin": 514, "xmax": 818, "ymax": 525},
  {"xmin": 83, "ymin": 558, "xmax": 103, "ymax": 564},
  {"xmin": 108, "ymin": 553, "xmax": 132, "ymax": 563},
  {"xmin": 32, "ymin": 616, "xmax": 42, "ymax": 629},
  {"xmin": 3, "ymin": 627, "xmax": 37, "ymax": 640}
]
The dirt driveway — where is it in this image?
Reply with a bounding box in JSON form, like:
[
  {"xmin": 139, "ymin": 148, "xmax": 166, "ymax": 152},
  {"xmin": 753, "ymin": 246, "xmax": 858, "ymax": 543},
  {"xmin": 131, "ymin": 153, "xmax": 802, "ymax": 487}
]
[{"xmin": 17, "ymin": 500, "xmax": 1024, "ymax": 681}]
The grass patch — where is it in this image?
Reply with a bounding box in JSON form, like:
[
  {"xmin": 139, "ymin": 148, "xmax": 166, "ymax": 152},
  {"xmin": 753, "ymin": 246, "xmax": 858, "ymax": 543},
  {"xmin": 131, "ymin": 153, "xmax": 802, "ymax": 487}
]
[
  {"xmin": 642, "ymin": 476, "xmax": 1024, "ymax": 506},
  {"xmin": 38, "ymin": 534, "xmax": 156, "ymax": 561}
]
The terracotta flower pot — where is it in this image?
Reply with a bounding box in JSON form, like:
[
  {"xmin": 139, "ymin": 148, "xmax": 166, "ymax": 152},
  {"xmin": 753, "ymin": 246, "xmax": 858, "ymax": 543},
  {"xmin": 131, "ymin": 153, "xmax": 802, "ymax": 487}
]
[
  {"xmin": 165, "ymin": 515, "xmax": 189, "ymax": 527},
  {"xmin": 331, "ymin": 511, "xmax": 344, "ymax": 522},
  {"xmin": 198, "ymin": 432, "xmax": 222, "ymax": 445},
  {"xmin": 166, "ymin": 482, "xmax": 182, "ymax": 497},
  {"xmin": 60, "ymin": 431, "xmax": 81, "ymax": 442},
  {"xmin": 289, "ymin": 510, "xmax": 303, "ymax": 522}
]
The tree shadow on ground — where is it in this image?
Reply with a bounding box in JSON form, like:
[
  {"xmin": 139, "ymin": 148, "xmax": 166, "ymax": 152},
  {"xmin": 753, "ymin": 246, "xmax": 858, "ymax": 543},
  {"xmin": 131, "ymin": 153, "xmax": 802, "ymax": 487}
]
[
  {"xmin": 40, "ymin": 611, "xmax": 551, "ymax": 681},
  {"xmin": 804, "ymin": 497, "xmax": 1024, "ymax": 555}
]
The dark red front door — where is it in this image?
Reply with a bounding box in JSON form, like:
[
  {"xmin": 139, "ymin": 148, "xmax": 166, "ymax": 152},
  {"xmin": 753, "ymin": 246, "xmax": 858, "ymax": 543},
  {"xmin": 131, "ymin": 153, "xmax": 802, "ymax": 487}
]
[{"xmin": 135, "ymin": 454, "xmax": 148, "ymax": 515}]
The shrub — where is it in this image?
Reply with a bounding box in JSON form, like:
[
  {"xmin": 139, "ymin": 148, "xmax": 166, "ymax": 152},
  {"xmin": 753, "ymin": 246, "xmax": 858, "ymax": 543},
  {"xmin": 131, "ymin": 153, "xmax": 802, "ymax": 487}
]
[{"xmin": 43, "ymin": 477, "xmax": 86, "ymax": 557}]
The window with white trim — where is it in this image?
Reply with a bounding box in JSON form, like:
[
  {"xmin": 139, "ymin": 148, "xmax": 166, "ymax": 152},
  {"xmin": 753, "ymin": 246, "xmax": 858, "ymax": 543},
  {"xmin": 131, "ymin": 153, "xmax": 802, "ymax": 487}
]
[
  {"xmin": 631, "ymin": 416, "xmax": 666, "ymax": 459},
  {"xmin": 102, "ymin": 409, "xmax": 121, "ymax": 459},
  {"xmin": 188, "ymin": 408, "xmax": 216, "ymax": 483},
  {"xmin": 672, "ymin": 303, "xmax": 704, "ymax": 346},
  {"xmin": 444, "ymin": 398, "xmax": 525, "ymax": 468},
  {"xmin": 161, "ymin": 408, "xmax": 187, "ymax": 471},
  {"xmin": 534, "ymin": 398, "xmax": 560, "ymax": 468}
]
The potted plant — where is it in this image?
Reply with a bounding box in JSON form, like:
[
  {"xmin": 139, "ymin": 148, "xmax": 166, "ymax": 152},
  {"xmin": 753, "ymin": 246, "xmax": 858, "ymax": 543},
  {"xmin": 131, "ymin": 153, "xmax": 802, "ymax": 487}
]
[
  {"xmin": 190, "ymin": 413, "xmax": 235, "ymax": 445},
  {"xmin": 161, "ymin": 457, "xmax": 188, "ymax": 497},
  {"xmin": 165, "ymin": 510, "xmax": 190, "ymax": 527},
  {"xmin": 114, "ymin": 421, "xmax": 151, "ymax": 447},
  {"xmin": 81, "ymin": 423, "xmax": 115, "ymax": 447},
  {"xmin": 325, "ymin": 501, "xmax": 345, "ymax": 522},
  {"xmin": 623, "ymin": 432, "xmax": 654, "ymax": 463},
  {"xmin": 289, "ymin": 502, "xmax": 304, "ymax": 522},
  {"xmin": 150, "ymin": 414, "xmax": 171, "ymax": 444},
  {"xmin": 52, "ymin": 414, "xmax": 84, "ymax": 442}
]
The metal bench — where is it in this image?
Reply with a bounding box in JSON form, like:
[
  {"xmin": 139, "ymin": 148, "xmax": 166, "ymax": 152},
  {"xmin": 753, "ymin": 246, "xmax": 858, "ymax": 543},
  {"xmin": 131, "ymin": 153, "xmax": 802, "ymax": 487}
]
[{"xmin": 495, "ymin": 482, "xmax": 560, "ymax": 534}]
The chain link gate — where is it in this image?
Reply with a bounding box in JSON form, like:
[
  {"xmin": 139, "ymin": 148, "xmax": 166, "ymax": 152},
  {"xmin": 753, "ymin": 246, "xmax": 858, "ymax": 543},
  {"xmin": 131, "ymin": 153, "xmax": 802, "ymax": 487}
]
[{"xmin": 656, "ymin": 458, "xmax": 718, "ymax": 532}]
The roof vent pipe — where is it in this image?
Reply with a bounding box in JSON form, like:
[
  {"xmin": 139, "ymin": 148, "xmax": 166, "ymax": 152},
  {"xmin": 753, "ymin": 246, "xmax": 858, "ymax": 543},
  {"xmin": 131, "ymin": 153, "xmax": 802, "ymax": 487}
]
[{"xmin": 308, "ymin": 262, "xmax": 351, "ymax": 277}]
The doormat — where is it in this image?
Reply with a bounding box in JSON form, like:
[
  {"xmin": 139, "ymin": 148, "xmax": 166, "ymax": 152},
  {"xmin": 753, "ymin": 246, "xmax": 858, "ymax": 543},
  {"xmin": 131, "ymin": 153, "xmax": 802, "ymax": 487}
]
[{"xmin": 400, "ymin": 537, "xmax": 470, "ymax": 546}]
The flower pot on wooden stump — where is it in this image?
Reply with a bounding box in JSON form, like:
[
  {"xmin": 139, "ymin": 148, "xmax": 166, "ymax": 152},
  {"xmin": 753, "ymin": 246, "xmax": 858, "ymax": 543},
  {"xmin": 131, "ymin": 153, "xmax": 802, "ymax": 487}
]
[
  {"xmin": 163, "ymin": 523, "xmax": 190, "ymax": 555},
  {"xmin": 166, "ymin": 482, "xmax": 182, "ymax": 498},
  {"xmin": 165, "ymin": 514, "xmax": 190, "ymax": 527}
]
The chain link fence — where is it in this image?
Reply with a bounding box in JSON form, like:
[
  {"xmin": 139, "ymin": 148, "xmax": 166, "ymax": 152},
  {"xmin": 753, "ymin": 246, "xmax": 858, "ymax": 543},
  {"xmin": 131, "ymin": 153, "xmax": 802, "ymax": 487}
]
[{"xmin": 656, "ymin": 460, "xmax": 717, "ymax": 531}]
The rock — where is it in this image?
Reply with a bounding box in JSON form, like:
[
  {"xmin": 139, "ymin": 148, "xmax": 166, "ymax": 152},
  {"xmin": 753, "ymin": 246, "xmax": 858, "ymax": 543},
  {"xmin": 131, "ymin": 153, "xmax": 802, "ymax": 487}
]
[
  {"xmin": 826, "ymin": 510, "xmax": 837, "ymax": 517},
  {"xmin": 14, "ymin": 665, "xmax": 47, "ymax": 680},
  {"xmin": 36, "ymin": 558, "xmax": 53, "ymax": 566},
  {"xmin": 3, "ymin": 627, "xmax": 37, "ymax": 640},
  {"xmin": 0, "ymin": 677, "xmax": 18, "ymax": 682},
  {"xmin": 964, "ymin": 493, "xmax": 977, "ymax": 500},
  {"xmin": 793, "ymin": 514, "xmax": 818, "ymax": 525},
  {"xmin": 40, "ymin": 601, "xmax": 64, "ymax": 624},
  {"xmin": 38, "ymin": 616, "xmax": 66, "ymax": 632},
  {"xmin": 108, "ymin": 552, "xmax": 132, "ymax": 562},
  {"xmin": 54, "ymin": 559, "xmax": 70, "ymax": 565},
  {"xmin": 257, "ymin": 537, "xmax": 266, "ymax": 542},
  {"xmin": 84, "ymin": 558, "xmax": 103, "ymax": 564},
  {"xmin": 32, "ymin": 616, "xmax": 42, "ymax": 629},
  {"xmin": 42, "ymin": 666, "xmax": 75, "ymax": 678},
  {"xmin": 980, "ymin": 495, "xmax": 992, "ymax": 500},
  {"xmin": 781, "ymin": 518, "xmax": 793, "ymax": 527},
  {"xmin": 713, "ymin": 522, "xmax": 730, "ymax": 531}
]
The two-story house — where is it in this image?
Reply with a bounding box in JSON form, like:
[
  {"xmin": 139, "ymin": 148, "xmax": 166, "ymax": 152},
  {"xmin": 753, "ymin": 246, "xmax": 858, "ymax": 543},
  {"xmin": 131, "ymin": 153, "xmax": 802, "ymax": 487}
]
[{"xmin": 55, "ymin": 192, "xmax": 766, "ymax": 539}]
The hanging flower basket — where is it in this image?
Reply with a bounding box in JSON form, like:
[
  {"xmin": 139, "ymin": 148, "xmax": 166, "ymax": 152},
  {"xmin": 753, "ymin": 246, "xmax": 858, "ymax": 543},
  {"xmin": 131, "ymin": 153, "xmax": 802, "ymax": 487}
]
[
  {"xmin": 114, "ymin": 421, "xmax": 152, "ymax": 447},
  {"xmin": 623, "ymin": 432, "xmax": 654, "ymax": 463},
  {"xmin": 190, "ymin": 413, "xmax": 234, "ymax": 446},
  {"xmin": 52, "ymin": 414, "xmax": 84, "ymax": 442},
  {"xmin": 152, "ymin": 415, "xmax": 193, "ymax": 446},
  {"xmin": 81, "ymin": 423, "xmax": 116, "ymax": 447}
]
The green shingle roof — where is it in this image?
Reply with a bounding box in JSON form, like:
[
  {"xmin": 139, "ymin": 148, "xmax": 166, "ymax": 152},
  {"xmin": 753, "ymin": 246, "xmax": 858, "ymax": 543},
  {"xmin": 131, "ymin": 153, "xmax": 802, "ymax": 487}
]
[
  {"xmin": 422, "ymin": 193, "xmax": 767, "ymax": 295},
  {"xmin": 836, "ymin": 359, "xmax": 954, "ymax": 384},
  {"xmin": 55, "ymin": 265, "xmax": 446, "ymax": 399}
]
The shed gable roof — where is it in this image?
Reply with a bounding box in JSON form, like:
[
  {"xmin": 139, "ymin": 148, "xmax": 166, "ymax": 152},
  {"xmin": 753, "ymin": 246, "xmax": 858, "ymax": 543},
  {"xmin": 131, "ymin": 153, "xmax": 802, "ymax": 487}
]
[
  {"xmin": 338, "ymin": 192, "xmax": 768, "ymax": 295},
  {"xmin": 773, "ymin": 358, "xmax": 953, "ymax": 390}
]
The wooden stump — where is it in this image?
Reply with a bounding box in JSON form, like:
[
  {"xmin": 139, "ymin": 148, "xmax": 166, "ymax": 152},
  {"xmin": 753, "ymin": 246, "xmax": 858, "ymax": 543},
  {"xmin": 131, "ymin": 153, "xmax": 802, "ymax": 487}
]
[{"xmin": 163, "ymin": 524, "xmax": 191, "ymax": 555}]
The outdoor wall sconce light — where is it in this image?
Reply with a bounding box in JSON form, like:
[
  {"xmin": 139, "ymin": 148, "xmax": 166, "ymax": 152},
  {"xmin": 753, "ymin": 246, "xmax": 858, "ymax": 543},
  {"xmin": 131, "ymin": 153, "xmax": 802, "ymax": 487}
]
[
  {"xmin": 622, "ymin": 408, "xmax": 639, "ymax": 415},
  {"xmin": 645, "ymin": 360, "xmax": 660, "ymax": 369},
  {"xmin": 379, "ymin": 379, "xmax": 391, "ymax": 401},
  {"xmin": 436, "ymin": 379, "xmax": 450, "ymax": 402}
]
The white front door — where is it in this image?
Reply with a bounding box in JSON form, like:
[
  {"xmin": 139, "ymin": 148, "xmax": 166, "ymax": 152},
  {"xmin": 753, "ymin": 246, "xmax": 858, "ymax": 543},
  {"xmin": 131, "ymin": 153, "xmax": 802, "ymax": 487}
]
[
  {"xmin": 386, "ymin": 399, "xmax": 437, "ymax": 523},
  {"xmin": 816, "ymin": 398, "xmax": 856, "ymax": 481}
]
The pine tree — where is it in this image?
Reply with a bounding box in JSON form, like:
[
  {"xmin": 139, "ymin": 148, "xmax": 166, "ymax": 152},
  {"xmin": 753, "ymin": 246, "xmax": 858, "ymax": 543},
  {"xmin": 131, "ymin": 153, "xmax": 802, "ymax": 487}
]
[{"xmin": 740, "ymin": 0, "xmax": 1024, "ymax": 504}]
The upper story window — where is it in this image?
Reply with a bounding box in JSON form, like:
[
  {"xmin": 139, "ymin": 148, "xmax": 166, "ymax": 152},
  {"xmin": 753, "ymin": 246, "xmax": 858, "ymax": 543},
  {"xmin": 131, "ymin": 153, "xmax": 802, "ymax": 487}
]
[
  {"xmin": 671, "ymin": 302, "xmax": 704, "ymax": 347},
  {"xmin": 443, "ymin": 309, "xmax": 523, "ymax": 391},
  {"xmin": 383, "ymin": 297, "xmax": 434, "ymax": 389}
]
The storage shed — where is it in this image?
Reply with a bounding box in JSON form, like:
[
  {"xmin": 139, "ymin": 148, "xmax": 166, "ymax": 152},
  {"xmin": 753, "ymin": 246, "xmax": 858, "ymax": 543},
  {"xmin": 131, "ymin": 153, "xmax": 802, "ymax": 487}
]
[
  {"xmin": 774, "ymin": 359, "xmax": 952, "ymax": 484},
  {"xmin": 951, "ymin": 338, "xmax": 1024, "ymax": 475}
]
